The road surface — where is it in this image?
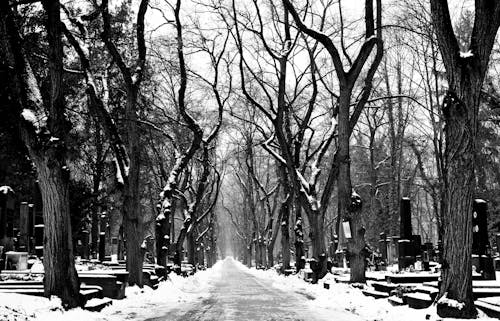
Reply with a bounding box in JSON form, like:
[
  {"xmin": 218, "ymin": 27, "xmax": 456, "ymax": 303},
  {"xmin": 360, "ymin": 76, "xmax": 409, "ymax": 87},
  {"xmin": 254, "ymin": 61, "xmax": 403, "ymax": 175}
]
[{"xmin": 144, "ymin": 258, "xmax": 343, "ymax": 321}]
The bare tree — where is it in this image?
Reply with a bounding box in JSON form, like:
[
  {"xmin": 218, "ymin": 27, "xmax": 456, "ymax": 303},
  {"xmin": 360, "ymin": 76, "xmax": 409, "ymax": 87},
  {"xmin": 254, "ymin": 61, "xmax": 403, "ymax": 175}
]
[
  {"xmin": 284, "ymin": 0, "xmax": 383, "ymax": 282},
  {"xmin": 62, "ymin": 0, "xmax": 150, "ymax": 286},
  {"xmin": 430, "ymin": 0, "xmax": 500, "ymax": 318},
  {"xmin": 0, "ymin": 0, "xmax": 81, "ymax": 308},
  {"xmin": 157, "ymin": 0, "xmax": 226, "ymax": 270}
]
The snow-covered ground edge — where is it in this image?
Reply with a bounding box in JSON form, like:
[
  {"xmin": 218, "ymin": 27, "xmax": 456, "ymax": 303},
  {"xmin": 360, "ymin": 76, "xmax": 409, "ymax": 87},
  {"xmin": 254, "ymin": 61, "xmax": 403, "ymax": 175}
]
[
  {"xmin": 235, "ymin": 260, "xmax": 495, "ymax": 321},
  {"xmin": 0, "ymin": 261, "xmax": 223, "ymax": 321}
]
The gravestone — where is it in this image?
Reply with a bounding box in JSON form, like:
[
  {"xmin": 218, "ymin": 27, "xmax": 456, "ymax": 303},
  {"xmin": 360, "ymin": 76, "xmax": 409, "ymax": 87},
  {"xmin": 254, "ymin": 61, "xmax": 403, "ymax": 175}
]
[
  {"xmin": 379, "ymin": 232, "xmax": 388, "ymax": 262},
  {"xmin": 398, "ymin": 198, "xmax": 415, "ymax": 270},
  {"xmin": 81, "ymin": 230, "xmax": 90, "ymax": 259},
  {"xmin": 0, "ymin": 190, "xmax": 7, "ymax": 240},
  {"xmin": 0, "ymin": 187, "xmax": 15, "ymax": 240},
  {"xmin": 18, "ymin": 202, "xmax": 29, "ymax": 252},
  {"xmin": 34, "ymin": 224, "xmax": 44, "ymax": 257},
  {"xmin": 400, "ymin": 198, "xmax": 412, "ymax": 238},
  {"xmin": 472, "ymin": 199, "xmax": 495, "ymax": 280},
  {"xmin": 472, "ymin": 199, "xmax": 488, "ymax": 255},
  {"xmin": 99, "ymin": 212, "xmax": 107, "ymax": 261},
  {"xmin": 412, "ymin": 235, "xmax": 422, "ymax": 257},
  {"xmin": 496, "ymin": 233, "xmax": 500, "ymax": 255},
  {"xmin": 111, "ymin": 237, "xmax": 118, "ymax": 262},
  {"xmin": 387, "ymin": 236, "xmax": 399, "ymax": 265},
  {"xmin": 28, "ymin": 204, "xmax": 34, "ymax": 254},
  {"xmin": 99, "ymin": 232, "xmax": 106, "ymax": 261}
]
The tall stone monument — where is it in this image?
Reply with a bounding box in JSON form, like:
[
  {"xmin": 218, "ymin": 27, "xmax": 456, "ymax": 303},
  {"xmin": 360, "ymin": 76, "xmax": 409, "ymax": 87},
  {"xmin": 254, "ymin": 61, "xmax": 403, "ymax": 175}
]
[
  {"xmin": 398, "ymin": 197, "xmax": 415, "ymax": 270},
  {"xmin": 472, "ymin": 199, "xmax": 495, "ymax": 280}
]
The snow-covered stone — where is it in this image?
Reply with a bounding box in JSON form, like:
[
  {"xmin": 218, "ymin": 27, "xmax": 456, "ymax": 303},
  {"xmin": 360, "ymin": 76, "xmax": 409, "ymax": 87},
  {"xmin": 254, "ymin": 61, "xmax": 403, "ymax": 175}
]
[{"xmin": 0, "ymin": 185, "xmax": 14, "ymax": 194}]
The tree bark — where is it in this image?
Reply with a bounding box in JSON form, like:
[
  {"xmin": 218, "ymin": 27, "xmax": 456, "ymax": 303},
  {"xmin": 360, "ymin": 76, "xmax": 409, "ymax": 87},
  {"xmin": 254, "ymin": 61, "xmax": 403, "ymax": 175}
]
[
  {"xmin": 186, "ymin": 227, "xmax": 196, "ymax": 266},
  {"xmin": 267, "ymin": 209, "xmax": 281, "ymax": 268},
  {"xmin": 90, "ymin": 124, "xmax": 104, "ymax": 258},
  {"xmin": 437, "ymin": 91, "xmax": 475, "ymax": 317},
  {"xmin": 123, "ymin": 87, "xmax": 143, "ymax": 286},
  {"xmin": 309, "ymin": 211, "xmax": 327, "ymax": 281},
  {"xmin": 0, "ymin": 0, "xmax": 82, "ymax": 308},
  {"xmin": 337, "ymin": 91, "xmax": 367, "ymax": 283},
  {"xmin": 37, "ymin": 157, "xmax": 81, "ymax": 308},
  {"xmin": 294, "ymin": 203, "xmax": 305, "ymax": 272},
  {"xmin": 430, "ymin": 0, "xmax": 500, "ymax": 317}
]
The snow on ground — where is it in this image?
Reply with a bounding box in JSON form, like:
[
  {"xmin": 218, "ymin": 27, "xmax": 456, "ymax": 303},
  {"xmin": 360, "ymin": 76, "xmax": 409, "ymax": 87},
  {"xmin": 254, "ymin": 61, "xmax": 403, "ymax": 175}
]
[
  {"xmin": 238, "ymin": 260, "xmax": 496, "ymax": 321},
  {"xmin": 0, "ymin": 261, "xmax": 223, "ymax": 321},
  {"xmin": 2, "ymin": 259, "xmax": 497, "ymax": 321}
]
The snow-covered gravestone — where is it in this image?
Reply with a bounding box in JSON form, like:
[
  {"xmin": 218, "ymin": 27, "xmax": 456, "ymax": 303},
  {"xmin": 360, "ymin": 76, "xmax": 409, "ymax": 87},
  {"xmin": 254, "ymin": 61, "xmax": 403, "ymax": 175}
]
[
  {"xmin": 471, "ymin": 199, "xmax": 495, "ymax": 280},
  {"xmin": 472, "ymin": 199, "xmax": 488, "ymax": 256},
  {"xmin": 0, "ymin": 186, "xmax": 15, "ymax": 241},
  {"xmin": 34, "ymin": 224, "xmax": 44, "ymax": 258}
]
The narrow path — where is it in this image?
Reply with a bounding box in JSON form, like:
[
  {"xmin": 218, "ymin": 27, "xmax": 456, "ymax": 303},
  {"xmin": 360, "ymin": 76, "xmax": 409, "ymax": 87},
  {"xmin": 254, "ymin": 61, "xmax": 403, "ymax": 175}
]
[{"xmin": 146, "ymin": 258, "xmax": 351, "ymax": 321}]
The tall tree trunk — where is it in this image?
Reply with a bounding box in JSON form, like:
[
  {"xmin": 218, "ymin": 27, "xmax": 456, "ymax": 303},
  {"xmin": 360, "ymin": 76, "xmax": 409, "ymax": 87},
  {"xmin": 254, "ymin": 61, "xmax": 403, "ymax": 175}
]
[
  {"xmin": 429, "ymin": 1, "xmax": 500, "ymax": 317},
  {"xmin": 254, "ymin": 238, "xmax": 262, "ymax": 267},
  {"xmin": 123, "ymin": 90, "xmax": 143, "ymax": 286},
  {"xmin": 37, "ymin": 157, "xmax": 81, "ymax": 308},
  {"xmin": 187, "ymin": 229, "xmax": 196, "ymax": 265},
  {"xmin": 384, "ymin": 60, "xmax": 401, "ymax": 236},
  {"xmin": 173, "ymin": 214, "xmax": 190, "ymax": 269},
  {"xmin": 155, "ymin": 211, "xmax": 168, "ymax": 266},
  {"xmin": 338, "ymin": 91, "xmax": 366, "ymax": 283},
  {"xmin": 260, "ymin": 239, "xmax": 267, "ymax": 268},
  {"xmin": 280, "ymin": 210, "xmax": 290, "ymax": 271},
  {"xmin": 309, "ymin": 211, "xmax": 327, "ymax": 281},
  {"xmin": 91, "ymin": 124, "xmax": 103, "ymax": 258},
  {"xmin": 267, "ymin": 210, "xmax": 281, "ymax": 268},
  {"xmin": 246, "ymin": 240, "xmax": 253, "ymax": 267},
  {"xmin": 278, "ymin": 165, "xmax": 291, "ymax": 272},
  {"xmin": 437, "ymin": 91, "xmax": 476, "ymax": 317},
  {"xmin": 294, "ymin": 202, "xmax": 305, "ymax": 272},
  {"xmin": 0, "ymin": 0, "xmax": 82, "ymax": 308}
]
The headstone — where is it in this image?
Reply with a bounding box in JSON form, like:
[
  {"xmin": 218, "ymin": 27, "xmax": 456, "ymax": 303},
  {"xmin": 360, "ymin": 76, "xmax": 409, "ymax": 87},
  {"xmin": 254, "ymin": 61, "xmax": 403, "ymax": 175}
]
[
  {"xmin": 379, "ymin": 232, "xmax": 388, "ymax": 262},
  {"xmin": 472, "ymin": 199, "xmax": 488, "ymax": 256},
  {"xmin": 496, "ymin": 233, "xmax": 500, "ymax": 255},
  {"xmin": 81, "ymin": 230, "xmax": 90, "ymax": 259},
  {"xmin": 99, "ymin": 232, "xmax": 106, "ymax": 261},
  {"xmin": 400, "ymin": 198, "xmax": 412, "ymax": 239},
  {"xmin": 472, "ymin": 199, "xmax": 495, "ymax": 280},
  {"xmin": 99, "ymin": 213, "xmax": 106, "ymax": 261},
  {"xmin": 0, "ymin": 191, "xmax": 6, "ymax": 239},
  {"xmin": 398, "ymin": 239, "xmax": 414, "ymax": 269},
  {"xmin": 0, "ymin": 187, "xmax": 15, "ymax": 239},
  {"xmin": 5, "ymin": 251, "xmax": 28, "ymax": 270},
  {"xmin": 28, "ymin": 204, "xmax": 34, "ymax": 253},
  {"xmin": 422, "ymin": 249, "xmax": 431, "ymax": 271},
  {"xmin": 18, "ymin": 202, "xmax": 29, "ymax": 252},
  {"xmin": 398, "ymin": 198, "xmax": 415, "ymax": 270},
  {"xmin": 412, "ymin": 235, "xmax": 422, "ymax": 257},
  {"xmin": 388, "ymin": 236, "xmax": 400, "ymax": 265},
  {"xmin": 34, "ymin": 224, "xmax": 44, "ymax": 258}
]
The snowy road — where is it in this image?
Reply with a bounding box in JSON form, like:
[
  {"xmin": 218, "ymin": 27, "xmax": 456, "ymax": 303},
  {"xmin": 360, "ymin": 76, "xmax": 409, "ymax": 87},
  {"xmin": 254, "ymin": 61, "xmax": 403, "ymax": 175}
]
[{"xmin": 145, "ymin": 258, "xmax": 338, "ymax": 321}]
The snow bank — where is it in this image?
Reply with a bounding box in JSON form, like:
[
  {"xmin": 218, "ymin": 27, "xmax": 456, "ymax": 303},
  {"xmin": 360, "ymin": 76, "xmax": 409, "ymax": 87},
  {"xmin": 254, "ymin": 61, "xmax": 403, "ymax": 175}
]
[
  {"xmin": 0, "ymin": 261, "xmax": 224, "ymax": 321},
  {"xmin": 241, "ymin": 263, "xmax": 495, "ymax": 321}
]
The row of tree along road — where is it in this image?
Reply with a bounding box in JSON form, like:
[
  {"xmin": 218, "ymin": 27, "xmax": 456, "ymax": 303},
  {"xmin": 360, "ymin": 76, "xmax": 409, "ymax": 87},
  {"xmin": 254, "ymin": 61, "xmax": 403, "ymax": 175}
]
[{"xmin": 0, "ymin": 0, "xmax": 500, "ymax": 319}]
